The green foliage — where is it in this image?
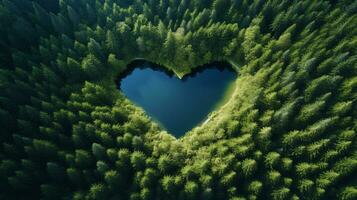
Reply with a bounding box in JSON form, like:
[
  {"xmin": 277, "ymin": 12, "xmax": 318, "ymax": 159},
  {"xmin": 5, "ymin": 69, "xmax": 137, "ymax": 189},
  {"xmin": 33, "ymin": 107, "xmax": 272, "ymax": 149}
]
[
  {"xmin": 131, "ymin": 151, "xmax": 146, "ymax": 170},
  {"xmin": 46, "ymin": 162, "xmax": 65, "ymax": 181},
  {"xmin": 241, "ymin": 159, "xmax": 258, "ymax": 178},
  {"xmin": 265, "ymin": 152, "xmax": 281, "ymax": 169},
  {"xmin": 92, "ymin": 143, "xmax": 106, "ymax": 160},
  {"xmin": 81, "ymin": 54, "xmax": 104, "ymax": 80},
  {"xmin": 339, "ymin": 187, "xmax": 357, "ymax": 200},
  {"xmin": 248, "ymin": 181, "xmax": 263, "ymax": 195},
  {"xmin": 89, "ymin": 183, "xmax": 109, "ymax": 200},
  {"xmin": 0, "ymin": 0, "xmax": 356, "ymax": 199},
  {"xmin": 66, "ymin": 167, "xmax": 82, "ymax": 185},
  {"xmin": 184, "ymin": 181, "xmax": 199, "ymax": 199},
  {"xmin": 104, "ymin": 170, "xmax": 122, "ymax": 189},
  {"xmin": 162, "ymin": 175, "xmax": 176, "ymax": 194},
  {"xmin": 75, "ymin": 149, "xmax": 93, "ymax": 168},
  {"xmin": 158, "ymin": 154, "xmax": 177, "ymax": 173}
]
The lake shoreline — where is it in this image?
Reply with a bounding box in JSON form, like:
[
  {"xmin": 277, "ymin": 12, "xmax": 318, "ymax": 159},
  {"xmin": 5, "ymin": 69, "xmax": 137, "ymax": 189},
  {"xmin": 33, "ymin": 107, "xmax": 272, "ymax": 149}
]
[{"xmin": 118, "ymin": 61, "xmax": 237, "ymax": 137}]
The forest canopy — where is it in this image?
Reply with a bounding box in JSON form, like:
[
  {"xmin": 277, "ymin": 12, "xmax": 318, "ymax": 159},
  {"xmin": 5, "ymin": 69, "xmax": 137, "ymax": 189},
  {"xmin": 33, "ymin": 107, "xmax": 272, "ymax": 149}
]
[{"xmin": 0, "ymin": 0, "xmax": 356, "ymax": 200}]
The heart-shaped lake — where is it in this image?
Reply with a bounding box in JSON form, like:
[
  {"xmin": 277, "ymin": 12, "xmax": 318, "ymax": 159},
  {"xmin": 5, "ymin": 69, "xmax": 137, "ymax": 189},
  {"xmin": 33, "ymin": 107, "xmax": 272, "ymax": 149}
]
[{"xmin": 118, "ymin": 61, "xmax": 237, "ymax": 137}]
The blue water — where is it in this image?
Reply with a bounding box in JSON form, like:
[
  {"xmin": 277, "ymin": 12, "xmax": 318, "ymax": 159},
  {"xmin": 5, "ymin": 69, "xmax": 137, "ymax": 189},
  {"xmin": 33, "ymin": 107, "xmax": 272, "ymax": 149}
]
[{"xmin": 119, "ymin": 64, "xmax": 236, "ymax": 137}]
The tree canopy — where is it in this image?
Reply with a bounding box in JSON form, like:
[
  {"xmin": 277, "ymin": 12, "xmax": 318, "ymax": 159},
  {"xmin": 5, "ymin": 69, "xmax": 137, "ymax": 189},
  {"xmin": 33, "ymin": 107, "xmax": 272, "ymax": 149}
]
[{"xmin": 0, "ymin": 0, "xmax": 356, "ymax": 199}]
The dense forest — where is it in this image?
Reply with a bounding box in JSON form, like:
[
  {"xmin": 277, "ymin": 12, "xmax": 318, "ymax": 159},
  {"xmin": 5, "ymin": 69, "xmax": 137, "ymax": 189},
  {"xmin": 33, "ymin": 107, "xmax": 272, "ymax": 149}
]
[{"xmin": 0, "ymin": 0, "xmax": 356, "ymax": 199}]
